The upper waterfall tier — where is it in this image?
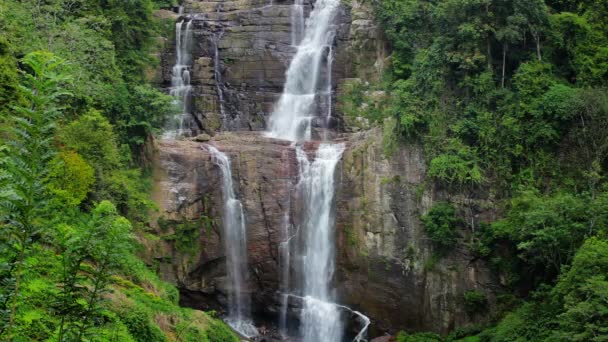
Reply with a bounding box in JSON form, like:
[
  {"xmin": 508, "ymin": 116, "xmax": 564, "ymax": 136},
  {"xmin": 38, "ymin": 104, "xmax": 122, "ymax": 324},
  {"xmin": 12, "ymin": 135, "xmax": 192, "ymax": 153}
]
[{"xmin": 266, "ymin": 0, "xmax": 340, "ymax": 141}]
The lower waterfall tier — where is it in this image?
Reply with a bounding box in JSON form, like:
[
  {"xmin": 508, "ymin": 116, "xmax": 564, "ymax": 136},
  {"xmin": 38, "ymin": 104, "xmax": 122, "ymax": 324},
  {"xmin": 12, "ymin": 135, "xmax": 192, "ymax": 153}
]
[{"xmin": 147, "ymin": 130, "xmax": 497, "ymax": 337}]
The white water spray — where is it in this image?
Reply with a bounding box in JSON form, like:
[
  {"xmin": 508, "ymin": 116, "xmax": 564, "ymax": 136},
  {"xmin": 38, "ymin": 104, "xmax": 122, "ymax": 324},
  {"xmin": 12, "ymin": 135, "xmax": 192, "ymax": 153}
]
[
  {"xmin": 207, "ymin": 146, "xmax": 258, "ymax": 338},
  {"xmin": 296, "ymin": 143, "xmax": 345, "ymax": 342},
  {"xmin": 267, "ymin": 0, "xmax": 340, "ymax": 141},
  {"xmin": 213, "ymin": 26, "xmax": 228, "ymax": 129},
  {"xmin": 291, "ymin": 0, "xmax": 305, "ymax": 46},
  {"xmin": 164, "ymin": 19, "xmax": 194, "ymax": 139}
]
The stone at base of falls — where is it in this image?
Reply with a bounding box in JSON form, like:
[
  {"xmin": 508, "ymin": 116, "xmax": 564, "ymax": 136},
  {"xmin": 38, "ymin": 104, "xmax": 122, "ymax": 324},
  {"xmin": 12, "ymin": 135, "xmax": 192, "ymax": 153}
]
[
  {"xmin": 146, "ymin": 130, "xmax": 499, "ymax": 336},
  {"xmin": 194, "ymin": 133, "xmax": 212, "ymax": 142}
]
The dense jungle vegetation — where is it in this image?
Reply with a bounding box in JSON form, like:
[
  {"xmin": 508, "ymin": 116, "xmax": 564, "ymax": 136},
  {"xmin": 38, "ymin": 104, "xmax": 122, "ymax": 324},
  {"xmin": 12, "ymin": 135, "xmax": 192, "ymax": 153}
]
[
  {"xmin": 1, "ymin": 0, "xmax": 607, "ymax": 341},
  {"xmin": 0, "ymin": 0, "xmax": 237, "ymax": 340},
  {"xmin": 348, "ymin": 0, "xmax": 608, "ymax": 340}
]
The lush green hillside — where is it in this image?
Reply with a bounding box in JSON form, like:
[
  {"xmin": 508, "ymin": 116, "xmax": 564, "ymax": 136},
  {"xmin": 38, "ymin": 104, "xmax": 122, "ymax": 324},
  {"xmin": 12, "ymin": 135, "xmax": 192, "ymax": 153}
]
[
  {"xmin": 0, "ymin": 0, "xmax": 237, "ymax": 340},
  {"xmin": 346, "ymin": 0, "xmax": 608, "ymax": 340}
]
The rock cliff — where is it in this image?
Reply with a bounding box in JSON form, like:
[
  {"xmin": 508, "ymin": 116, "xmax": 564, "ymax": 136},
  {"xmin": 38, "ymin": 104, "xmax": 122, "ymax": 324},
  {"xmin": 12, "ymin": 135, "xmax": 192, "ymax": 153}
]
[
  {"xmin": 155, "ymin": 0, "xmax": 387, "ymax": 134},
  {"xmin": 147, "ymin": 131, "xmax": 497, "ymax": 336},
  {"xmin": 146, "ymin": 0, "xmax": 498, "ymax": 337}
]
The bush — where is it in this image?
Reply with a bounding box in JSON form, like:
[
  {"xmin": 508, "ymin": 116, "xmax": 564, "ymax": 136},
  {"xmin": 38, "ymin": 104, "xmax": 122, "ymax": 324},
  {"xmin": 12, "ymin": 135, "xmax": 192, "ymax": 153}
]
[
  {"xmin": 117, "ymin": 305, "xmax": 167, "ymax": 342},
  {"xmin": 205, "ymin": 321, "xmax": 239, "ymax": 342},
  {"xmin": 396, "ymin": 331, "xmax": 443, "ymax": 342},
  {"xmin": 422, "ymin": 202, "xmax": 460, "ymax": 250},
  {"xmin": 463, "ymin": 290, "xmax": 487, "ymax": 315},
  {"xmin": 47, "ymin": 151, "xmax": 95, "ymax": 206}
]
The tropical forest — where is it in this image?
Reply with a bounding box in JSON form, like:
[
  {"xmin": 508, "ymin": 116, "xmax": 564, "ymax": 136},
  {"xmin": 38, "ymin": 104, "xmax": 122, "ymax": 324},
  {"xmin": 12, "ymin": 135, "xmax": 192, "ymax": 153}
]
[{"xmin": 0, "ymin": 0, "xmax": 606, "ymax": 341}]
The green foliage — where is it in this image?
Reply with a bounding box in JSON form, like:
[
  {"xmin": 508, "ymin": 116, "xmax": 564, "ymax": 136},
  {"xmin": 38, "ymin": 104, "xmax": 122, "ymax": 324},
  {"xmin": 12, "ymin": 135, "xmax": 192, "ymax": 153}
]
[
  {"xmin": 428, "ymin": 142, "xmax": 483, "ymax": 187},
  {"xmin": 0, "ymin": 4, "xmax": 234, "ymax": 342},
  {"xmin": 0, "ymin": 0, "xmax": 174, "ymax": 149},
  {"xmin": 205, "ymin": 321, "xmax": 240, "ymax": 342},
  {"xmin": 0, "ymin": 37, "xmax": 22, "ymax": 116},
  {"xmin": 550, "ymin": 238, "xmax": 608, "ymax": 341},
  {"xmin": 481, "ymin": 237, "xmax": 608, "ymax": 341},
  {"xmin": 54, "ymin": 201, "xmax": 134, "ymax": 340},
  {"xmin": 60, "ymin": 109, "xmax": 121, "ymax": 171},
  {"xmin": 372, "ymin": 0, "xmax": 608, "ymax": 194},
  {"xmin": 463, "ymin": 290, "xmax": 488, "ymax": 315},
  {"xmin": 396, "ymin": 330, "xmax": 443, "ymax": 342},
  {"xmin": 117, "ymin": 305, "xmax": 167, "ymax": 342},
  {"xmin": 159, "ymin": 217, "xmax": 213, "ymax": 254},
  {"xmin": 492, "ymin": 191, "xmax": 593, "ymax": 278},
  {"xmin": 59, "ymin": 110, "xmax": 155, "ymax": 220},
  {"xmin": 0, "ymin": 51, "xmax": 71, "ymax": 338},
  {"xmin": 47, "ymin": 151, "xmax": 95, "ymax": 206},
  {"xmin": 422, "ymin": 202, "xmax": 460, "ymax": 250}
]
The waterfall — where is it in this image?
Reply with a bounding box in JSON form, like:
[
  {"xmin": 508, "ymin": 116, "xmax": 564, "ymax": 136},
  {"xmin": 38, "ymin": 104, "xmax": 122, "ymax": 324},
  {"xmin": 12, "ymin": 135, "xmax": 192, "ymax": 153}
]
[
  {"xmin": 278, "ymin": 209, "xmax": 292, "ymax": 336},
  {"xmin": 213, "ymin": 27, "xmax": 228, "ymax": 129},
  {"xmin": 296, "ymin": 143, "xmax": 345, "ymax": 342},
  {"xmin": 164, "ymin": 19, "xmax": 194, "ymax": 139},
  {"xmin": 291, "ymin": 0, "xmax": 305, "ymax": 46},
  {"xmin": 207, "ymin": 146, "xmax": 258, "ymax": 338},
  {"xmin": 326, "ymin": 45, "xmax": 334, "ymax": 124},
  {"xmin": 266, "ymin": 0, "xmax": 371, "ymax": 339},
  {"xmin": 267, "ymin": 0, "xmax": 340, "ymax": 141}
]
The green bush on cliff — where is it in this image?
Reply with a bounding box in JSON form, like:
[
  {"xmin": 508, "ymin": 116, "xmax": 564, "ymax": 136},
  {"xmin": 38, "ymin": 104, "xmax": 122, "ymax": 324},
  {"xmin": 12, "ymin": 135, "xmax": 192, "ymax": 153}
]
[
  {"xmin": 463, "ymin": 290, "xmax": 488, "ymax": 315},
  {"xmin": 422, "ymin": 202, "xmax": 460, "ymax": 250}
]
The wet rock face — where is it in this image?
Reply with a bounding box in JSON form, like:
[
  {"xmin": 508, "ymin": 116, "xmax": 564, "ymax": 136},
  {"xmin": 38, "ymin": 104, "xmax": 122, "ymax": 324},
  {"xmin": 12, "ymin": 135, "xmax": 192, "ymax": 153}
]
[
  {"xmin": 335, "ymin": 129, "xmax": 497, "ymax": 334},
  {"xmin": 150, "ymin": 0, "xmax": 496, "ymax": 336},
  {"xmin": 159, "ymin": 0, "xmax": 388, "ymax": 134},
  {"xmin": 150, "ymin": 134, "xmax": 299, "ymax": 314},
  {"xmin": 149, "ymin": 132, "xmax": 498, "ymax": 335}
]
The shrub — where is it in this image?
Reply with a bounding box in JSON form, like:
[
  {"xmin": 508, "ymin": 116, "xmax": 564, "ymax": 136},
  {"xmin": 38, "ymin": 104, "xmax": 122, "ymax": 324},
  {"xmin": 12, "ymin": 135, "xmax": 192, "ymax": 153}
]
[
  {"xmin": 117, "ymin": 305, "xmax": 167, "ymax": 342},
  {"xmin": 463, "ymin": 290, "xmax": 487, "ymax": 315},
  {"xmin": 422, "ymin": 202, "xmax": 460, "ymax": 250},
  {"xmin": 205, "ymin": 321, "xmax": 239, "ymax": 342}
]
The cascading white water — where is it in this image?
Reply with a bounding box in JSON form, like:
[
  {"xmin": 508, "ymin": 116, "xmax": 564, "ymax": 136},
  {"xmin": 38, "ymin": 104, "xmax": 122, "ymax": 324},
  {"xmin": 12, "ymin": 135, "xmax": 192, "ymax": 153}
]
[
  {"xmin": 296, "ymin": 143, "xmax": 345, "ymax": 342},
  {"xmin": 267, "ymin": 0, "xmax": 340, "ymax": 141},
  {"xmin": 213, "ymin": 27, "xmax": 228, "ymax": 129},
  {"xmin": 164, "ymin": 19, "xmax": 194, "ymax": 139},
  {"xmin": 291, "ymin": 0, "xmax": 305, "ymax": 46},
  {"xmin": 278, "ymin": 209, "xmax": 292, "ymax": 336},
  {"xmin": 207, "ymin": 146, "xmax": 258, "ymax": 338},
  {"xmin": 326, "ymin": 45, "xmax": 334, "ymax": 124},
  {"xmin": 267, "ymin": 0, "xmax": 371, "ymax": 339}
]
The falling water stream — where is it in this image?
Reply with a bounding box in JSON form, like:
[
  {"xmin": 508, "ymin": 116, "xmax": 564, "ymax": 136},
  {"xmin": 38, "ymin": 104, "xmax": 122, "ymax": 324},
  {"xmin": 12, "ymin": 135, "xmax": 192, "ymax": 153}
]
[
  {"xmin": 163, "ymin": 18, "xmax": 194, "ymax": 139},
  {"xmin": 296, "ymin": 144, "xmax": 345, "ymax": 342},
  {"xmin": 267, "ymin": 0, "xmax": 340, "ymax": 141},
  {"xmin": 207, "ymin": 146, "xmax": 258, "ymax": 338},
  {"xmin": 269, "ymin": 0, "xmax": 370, "ymax": 340}
]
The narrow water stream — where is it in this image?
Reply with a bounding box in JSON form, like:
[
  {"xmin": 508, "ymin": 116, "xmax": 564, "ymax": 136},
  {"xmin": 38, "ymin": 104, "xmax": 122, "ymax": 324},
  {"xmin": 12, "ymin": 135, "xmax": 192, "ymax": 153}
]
[
  {"xmin": 164, "ymin": 18, "xmax": 194, "ymax": 139},
  {"xmin": 207, "ymin": 145, "xmax": 259, "ymax": 338}
]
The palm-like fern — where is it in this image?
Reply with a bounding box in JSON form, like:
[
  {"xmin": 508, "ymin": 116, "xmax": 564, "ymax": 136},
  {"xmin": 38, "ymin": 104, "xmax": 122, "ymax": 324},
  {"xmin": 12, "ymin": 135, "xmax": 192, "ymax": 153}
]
[{"xmin": 0, "ymin": 51, "xmax": 71, "ymax": 337}]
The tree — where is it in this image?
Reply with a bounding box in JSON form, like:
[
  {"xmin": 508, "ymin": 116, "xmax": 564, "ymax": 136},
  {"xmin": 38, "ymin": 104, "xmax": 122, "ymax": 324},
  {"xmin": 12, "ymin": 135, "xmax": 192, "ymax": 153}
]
[
  {"xmin": 551, "ymin": 238, "xmax": 608, "ymax": 341},
  {"xmin": 46, "ymin": 151, "xmax": 95, "ymax": 206},
  {"xmin": 55, "ymin": 201, "xmax": 133, "ymax": 341},
  {"xmin": 0, "ymin": 51, "xmax": 71, "ymax": 338}
]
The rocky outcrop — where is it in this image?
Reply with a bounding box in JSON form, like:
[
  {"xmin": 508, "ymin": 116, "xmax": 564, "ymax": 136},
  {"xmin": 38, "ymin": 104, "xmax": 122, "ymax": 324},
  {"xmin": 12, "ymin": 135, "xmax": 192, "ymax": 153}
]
[
  {"xmin": 157, "ymin": 0, "xmax": 388, "ymax": 134},
  {"xmin": 335, "ymin": 129, "xmax": 497, "ymax": 334},
  {"xmin": 149, "ymin": 133, "xmax": 297, "ymax": 313},
  {"xmin": 147, "ymin": 131, "xmax": 498, "ymax": 336},
  {"xmin": 147, "ymin": 0, "xmax": 497, "ymax": 337}
]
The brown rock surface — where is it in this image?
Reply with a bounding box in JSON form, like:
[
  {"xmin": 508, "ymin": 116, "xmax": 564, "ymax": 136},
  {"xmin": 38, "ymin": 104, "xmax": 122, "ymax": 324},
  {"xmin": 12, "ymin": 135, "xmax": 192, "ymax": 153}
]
[
  {"xmin": 148, "ymin": 131, "xmax": 498, "ymax": 335},
  {"xmin": 159, "ymin": 0, "xmax": 388, "ymax": 135}
]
